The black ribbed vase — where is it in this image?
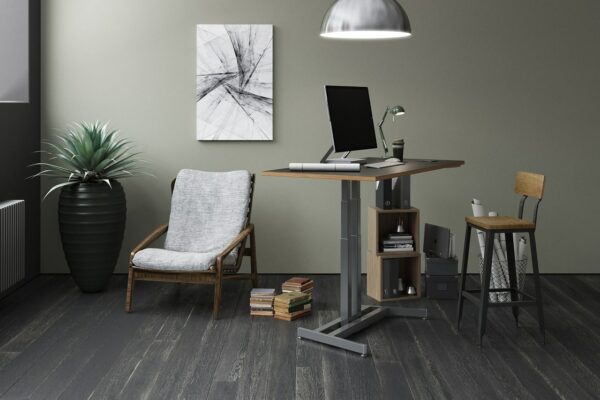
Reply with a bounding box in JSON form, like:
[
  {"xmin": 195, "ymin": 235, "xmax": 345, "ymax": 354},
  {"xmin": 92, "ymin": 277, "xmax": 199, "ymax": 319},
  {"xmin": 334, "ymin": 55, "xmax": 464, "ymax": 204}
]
[{"xmin": 58, "ymin": 181, "xmax": 126, "ymax": 293}]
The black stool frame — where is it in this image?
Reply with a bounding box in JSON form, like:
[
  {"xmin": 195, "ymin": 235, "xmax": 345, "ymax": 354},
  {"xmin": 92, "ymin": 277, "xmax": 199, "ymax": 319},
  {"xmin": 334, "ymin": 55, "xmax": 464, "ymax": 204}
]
[{"xmin": 457, "ymin": 194, "xmax": 545, "ymax": 346}]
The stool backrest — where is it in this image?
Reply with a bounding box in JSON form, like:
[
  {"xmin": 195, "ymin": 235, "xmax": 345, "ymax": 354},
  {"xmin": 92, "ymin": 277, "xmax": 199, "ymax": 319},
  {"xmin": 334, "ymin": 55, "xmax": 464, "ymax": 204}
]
[
  {"xmin": 515, "ymin": 171, "xmax": 545, "ymax": 224},
  {"xmin": 515, "ymin": 171, "xmax": 545, "ymax": 200}
]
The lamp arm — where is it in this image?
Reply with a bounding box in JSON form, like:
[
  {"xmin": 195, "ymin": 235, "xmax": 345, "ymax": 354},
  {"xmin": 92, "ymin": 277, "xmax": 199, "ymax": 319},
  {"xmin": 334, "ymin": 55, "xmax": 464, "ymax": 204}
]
[
  {"xmin": 379, "ymin": 107, "xmax": 389, "ymax": 128},
  {"xmin": 378, "ymin": 107, "xmax": 390, "ymax": 158}
]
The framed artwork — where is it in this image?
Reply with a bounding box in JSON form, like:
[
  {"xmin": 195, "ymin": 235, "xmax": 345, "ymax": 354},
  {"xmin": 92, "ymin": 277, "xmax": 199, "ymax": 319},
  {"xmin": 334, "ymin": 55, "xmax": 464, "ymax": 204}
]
[{"xmin": 196, "ymin": 24, "xmax": 273, "ymax": 141}]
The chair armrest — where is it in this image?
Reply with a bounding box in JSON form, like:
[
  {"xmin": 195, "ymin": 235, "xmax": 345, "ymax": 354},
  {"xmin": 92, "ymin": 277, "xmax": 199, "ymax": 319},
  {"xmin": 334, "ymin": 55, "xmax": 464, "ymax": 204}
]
[
  {"xmin": 130, "ymin": 224, "xmax": 169, "ymax": 262},
  {"xmin": 216, "ymin": 224, "xmax": 254, "ymax": 267}
]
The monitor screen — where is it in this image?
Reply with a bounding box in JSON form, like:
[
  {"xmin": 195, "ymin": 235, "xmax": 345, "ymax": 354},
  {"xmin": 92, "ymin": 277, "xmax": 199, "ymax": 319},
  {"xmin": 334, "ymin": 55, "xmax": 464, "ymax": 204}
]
[{"xmin": 325, "ymin": 85, "xmax": 378, "ymax": 152}]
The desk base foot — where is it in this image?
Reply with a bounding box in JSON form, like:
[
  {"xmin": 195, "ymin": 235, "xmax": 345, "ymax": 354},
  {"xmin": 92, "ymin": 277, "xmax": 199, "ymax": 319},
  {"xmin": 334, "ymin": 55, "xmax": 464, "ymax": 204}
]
[{"xmin": 297, "ymin": 305, "xmax": 428, "ymax": 356}]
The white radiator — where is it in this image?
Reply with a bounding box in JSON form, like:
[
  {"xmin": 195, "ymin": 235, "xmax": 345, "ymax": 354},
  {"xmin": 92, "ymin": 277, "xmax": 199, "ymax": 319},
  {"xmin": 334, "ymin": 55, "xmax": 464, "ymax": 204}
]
[{"xmin": 0, "ymin": 200, "xmax": 25, "ymax": 294}]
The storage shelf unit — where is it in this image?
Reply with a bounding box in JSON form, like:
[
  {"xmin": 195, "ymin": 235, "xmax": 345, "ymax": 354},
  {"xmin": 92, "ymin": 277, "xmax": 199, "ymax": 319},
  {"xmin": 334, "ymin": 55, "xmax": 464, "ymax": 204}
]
[{"xmin": 367, "ymin": 207, "xmax": 421, "ymax": 301}]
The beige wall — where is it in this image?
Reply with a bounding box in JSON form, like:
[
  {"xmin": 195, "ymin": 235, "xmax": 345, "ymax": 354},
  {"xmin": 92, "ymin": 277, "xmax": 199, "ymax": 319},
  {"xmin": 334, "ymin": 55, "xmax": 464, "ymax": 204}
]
[{"xmin": 41, "ymin": 0, "xmax": 600, "ymax": 274}]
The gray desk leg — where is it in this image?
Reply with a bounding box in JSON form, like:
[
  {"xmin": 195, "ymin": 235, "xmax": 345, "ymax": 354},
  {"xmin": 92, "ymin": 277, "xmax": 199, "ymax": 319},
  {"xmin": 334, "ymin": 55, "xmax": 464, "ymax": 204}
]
[
  {"xmin": 349, "ymin": 181, "xmax": 361, "ymax": 319},
  {"xmin": 340, "ymin": 182, "xmax": 351, "ymax": 323}
]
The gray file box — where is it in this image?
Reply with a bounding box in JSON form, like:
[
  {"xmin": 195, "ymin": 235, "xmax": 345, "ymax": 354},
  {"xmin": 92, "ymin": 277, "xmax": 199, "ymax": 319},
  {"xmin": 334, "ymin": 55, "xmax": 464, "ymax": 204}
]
[
  {"xmin": 425, "ymin": 257, "xmax": 458, "ymax": 276},
  {"xmin": 426, "ymin": 257, "xmax": 458, "ymax": 299},
  {"xmin": 426, "ymin": 275, "xmax": 458, "ymax": 299}
]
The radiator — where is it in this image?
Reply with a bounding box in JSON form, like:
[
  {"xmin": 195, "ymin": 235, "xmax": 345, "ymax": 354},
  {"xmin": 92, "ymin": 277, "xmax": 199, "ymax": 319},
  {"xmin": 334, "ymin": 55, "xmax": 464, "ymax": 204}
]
[{"xmin": 0, "ymin": 200, "xmax": 25, "ymax": 295}]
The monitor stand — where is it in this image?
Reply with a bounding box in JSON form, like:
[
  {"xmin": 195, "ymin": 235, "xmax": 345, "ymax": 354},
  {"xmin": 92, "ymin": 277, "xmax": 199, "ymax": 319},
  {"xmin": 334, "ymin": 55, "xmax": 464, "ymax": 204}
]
[{"xmin": 320, "ymin": 146, "xmax": 367, "ymax": 164}]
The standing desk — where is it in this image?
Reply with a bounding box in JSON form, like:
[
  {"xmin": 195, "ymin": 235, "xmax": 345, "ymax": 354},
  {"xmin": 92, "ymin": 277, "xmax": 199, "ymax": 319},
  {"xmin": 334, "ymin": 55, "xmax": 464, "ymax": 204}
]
[{"xmin": 263, "ymin": 159, "xmax": 465, "ymax": 356}]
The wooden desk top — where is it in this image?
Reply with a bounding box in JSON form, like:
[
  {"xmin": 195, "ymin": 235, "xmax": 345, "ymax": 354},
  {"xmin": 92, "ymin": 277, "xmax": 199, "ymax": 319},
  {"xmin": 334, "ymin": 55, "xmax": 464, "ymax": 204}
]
[{"xmin": 262, "ymin": 159, "xmax": 465, "ymax": 182}]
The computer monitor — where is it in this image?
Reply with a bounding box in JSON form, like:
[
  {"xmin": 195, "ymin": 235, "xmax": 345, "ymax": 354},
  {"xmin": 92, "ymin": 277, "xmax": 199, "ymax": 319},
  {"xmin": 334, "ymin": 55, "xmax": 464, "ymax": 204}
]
[{"xmin": 325, "ymin": 85, "xmax": 378, "ymax": 153}]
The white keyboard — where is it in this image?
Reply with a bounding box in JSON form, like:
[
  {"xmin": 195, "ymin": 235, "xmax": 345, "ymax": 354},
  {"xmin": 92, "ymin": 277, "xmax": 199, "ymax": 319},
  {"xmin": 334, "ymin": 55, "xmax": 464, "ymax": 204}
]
[
  {"xmin": 365, "ymin": 160, "xmax": 404, "ymax": 169},
  {"xmin": 289, "ymin": 163, "xmax": 360, "ymax": 172}
]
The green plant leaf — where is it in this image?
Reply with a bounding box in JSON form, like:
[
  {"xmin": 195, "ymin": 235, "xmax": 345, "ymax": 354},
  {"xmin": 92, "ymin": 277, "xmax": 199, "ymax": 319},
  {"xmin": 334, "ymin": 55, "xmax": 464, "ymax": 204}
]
[{"xmin": 43, "ymin": 181, "xmax": 78, "ymax": 201}]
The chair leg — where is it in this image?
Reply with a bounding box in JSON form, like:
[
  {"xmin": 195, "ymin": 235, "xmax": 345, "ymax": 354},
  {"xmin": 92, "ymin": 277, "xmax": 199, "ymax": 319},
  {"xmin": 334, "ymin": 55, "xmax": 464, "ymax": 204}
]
[
  {"xmin": 213, "ymin": 267, "xmax": 223, "ymax": 319},
  {"xmin": 125, "ymin": 267, "xmax": 135, "ymax": 313},
  {"xmin": 456, "ymin": 224, "xmax": 472, "ymax": 330},
  {"xmin": 250, "ymin": 228, "xmax": 258, "ymax": 288},
  {"xmin": 478, "ymin": 231, "xmax": 495, "ymax": 346},
  {"xmin": 529, "ymin": 231, "xmax": 545, "ymax": 344},
  {"xmin": 505, "ymin": 233, "xmax": 519, "ymax": 328}
]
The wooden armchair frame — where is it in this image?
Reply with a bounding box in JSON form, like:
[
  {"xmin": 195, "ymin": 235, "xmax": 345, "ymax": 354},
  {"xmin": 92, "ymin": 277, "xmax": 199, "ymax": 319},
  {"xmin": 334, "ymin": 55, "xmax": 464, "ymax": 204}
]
[{"xmin": 125, "ymin": 174, "xmax": 257, "ymax": 319}]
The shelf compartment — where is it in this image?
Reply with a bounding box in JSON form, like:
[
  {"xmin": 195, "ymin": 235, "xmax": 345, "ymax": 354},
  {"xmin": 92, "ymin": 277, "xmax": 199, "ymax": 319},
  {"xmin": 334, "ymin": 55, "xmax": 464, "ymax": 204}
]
[
  {"xmin": 368, "ymin": 207, "xmax": 420, "ymax": 254},
  {"xmin": 367, "ymin": 251, "xmax": 421, "ymax": 301}
]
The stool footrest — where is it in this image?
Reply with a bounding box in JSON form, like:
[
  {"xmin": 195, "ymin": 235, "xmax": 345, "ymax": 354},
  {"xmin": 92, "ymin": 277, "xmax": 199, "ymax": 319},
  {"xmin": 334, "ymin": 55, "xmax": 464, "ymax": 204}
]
[
  {"xmin": 461, "ymin": 289, "xmax": 537, "ymax": 308},
  {"xmin": 488, "ymin": 299, "xmax": 537, "ymax": 308}
]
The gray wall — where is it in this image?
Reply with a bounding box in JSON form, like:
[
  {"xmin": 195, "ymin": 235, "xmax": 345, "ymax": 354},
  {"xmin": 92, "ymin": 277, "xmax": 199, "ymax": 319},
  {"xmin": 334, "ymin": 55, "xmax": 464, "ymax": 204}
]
[{"xmin": 41, "ymin": 0, "xmax": 600, "ymax": 274}]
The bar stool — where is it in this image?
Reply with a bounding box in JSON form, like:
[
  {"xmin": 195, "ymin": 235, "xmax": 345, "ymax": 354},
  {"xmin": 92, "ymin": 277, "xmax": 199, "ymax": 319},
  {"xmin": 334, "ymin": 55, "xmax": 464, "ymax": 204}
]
[{"xmin": 457, "ymin": 171, "xmax": 545, "ymax": 345}]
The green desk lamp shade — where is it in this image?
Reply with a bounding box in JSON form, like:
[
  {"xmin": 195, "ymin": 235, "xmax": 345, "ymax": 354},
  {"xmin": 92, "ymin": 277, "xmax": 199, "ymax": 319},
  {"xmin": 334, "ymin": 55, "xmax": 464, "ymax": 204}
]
[
  {"xmin": 378, "ymin": 105, "xmax": 405, "ymax": 158},
  {"xmin": 320, "ymin": 0, "xmax": 411, "ymax": 39}
]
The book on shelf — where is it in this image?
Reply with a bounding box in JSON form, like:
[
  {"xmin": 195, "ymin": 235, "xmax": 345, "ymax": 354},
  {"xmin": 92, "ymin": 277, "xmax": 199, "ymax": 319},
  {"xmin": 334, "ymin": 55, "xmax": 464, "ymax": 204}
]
[
  {"xmin": 383, "ymin": 239, "xmax": 414, "ymax": 245},
  {"xmin": 382, "ymin": 247, "xmax": 414, "ymax": 252},
  {"xmin": 388, "ymin": 233, "xmax": 413, "ymax": 239},
  {"xmin": 383, "ymin": 243, "xmax": 413, "ymax": 248}
]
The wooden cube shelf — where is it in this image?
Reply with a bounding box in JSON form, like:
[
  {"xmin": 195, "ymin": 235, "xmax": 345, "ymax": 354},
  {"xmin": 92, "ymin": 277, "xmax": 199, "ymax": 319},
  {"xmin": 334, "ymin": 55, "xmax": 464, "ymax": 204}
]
[{"xmin": 367, "ymin": 207, "xmax": 421, "ymax": 302}]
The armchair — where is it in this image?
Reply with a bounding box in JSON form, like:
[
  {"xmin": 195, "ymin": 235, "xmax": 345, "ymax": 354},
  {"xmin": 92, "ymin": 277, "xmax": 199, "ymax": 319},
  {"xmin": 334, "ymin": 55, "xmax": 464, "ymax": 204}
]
[{"xmin": 125, "ymin": 169, "xmax": 257, "ymax": 319}]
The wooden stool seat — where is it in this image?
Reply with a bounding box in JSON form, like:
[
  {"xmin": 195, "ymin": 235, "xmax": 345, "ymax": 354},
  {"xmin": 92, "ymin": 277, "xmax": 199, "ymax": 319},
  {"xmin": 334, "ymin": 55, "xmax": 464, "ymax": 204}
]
[{"xmin": 465, "ymin": 216, "xmax": 536, "ymax": 231}]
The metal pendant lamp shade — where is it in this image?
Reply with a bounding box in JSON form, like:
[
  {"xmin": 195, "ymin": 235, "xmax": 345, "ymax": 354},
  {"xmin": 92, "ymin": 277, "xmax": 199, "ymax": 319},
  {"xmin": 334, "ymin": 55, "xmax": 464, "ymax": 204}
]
[{"xmin": 320, "ymin": 0, "xmax": 411, "ymax": 39}]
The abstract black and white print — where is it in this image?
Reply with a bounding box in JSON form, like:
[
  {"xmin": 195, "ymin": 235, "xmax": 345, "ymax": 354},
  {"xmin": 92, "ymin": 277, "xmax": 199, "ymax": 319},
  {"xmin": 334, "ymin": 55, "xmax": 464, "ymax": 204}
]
[{"xmin": 196, "ymin": 25, "xmax": 273, "ymax": 141}]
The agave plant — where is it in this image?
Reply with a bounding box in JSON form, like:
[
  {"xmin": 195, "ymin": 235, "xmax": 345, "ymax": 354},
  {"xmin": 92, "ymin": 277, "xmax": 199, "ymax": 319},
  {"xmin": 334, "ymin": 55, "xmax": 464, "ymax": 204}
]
[{"xmin": 31, "ymin": 121, "xmax": 145, "ymax": 199}]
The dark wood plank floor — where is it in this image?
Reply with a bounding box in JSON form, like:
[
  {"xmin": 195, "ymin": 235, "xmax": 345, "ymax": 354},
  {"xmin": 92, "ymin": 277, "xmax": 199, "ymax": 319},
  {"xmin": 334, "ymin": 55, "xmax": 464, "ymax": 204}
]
[{"xmin": 1, "ymin": 274, "xmax": 599, "ymax": 400}]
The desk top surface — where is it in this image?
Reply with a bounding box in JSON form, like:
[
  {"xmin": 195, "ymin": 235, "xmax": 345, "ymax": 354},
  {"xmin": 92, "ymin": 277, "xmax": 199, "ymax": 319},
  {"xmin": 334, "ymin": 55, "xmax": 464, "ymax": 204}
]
[{"xmin": 262, "ymin": 159, "xmax": 465, "ymax": 182}]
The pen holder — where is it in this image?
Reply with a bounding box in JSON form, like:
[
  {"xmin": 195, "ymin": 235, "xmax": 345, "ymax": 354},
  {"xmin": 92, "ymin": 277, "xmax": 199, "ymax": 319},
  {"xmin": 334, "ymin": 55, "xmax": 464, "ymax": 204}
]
[{"xmin": 478, "ymin": 255, "xmax": 528, "ymax": 303}]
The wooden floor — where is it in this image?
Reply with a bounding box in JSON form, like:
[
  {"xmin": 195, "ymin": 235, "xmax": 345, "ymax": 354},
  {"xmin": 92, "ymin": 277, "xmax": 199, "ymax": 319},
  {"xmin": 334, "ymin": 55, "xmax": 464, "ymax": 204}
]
[{"xmin": 1, "ymin": 274, "xmax": 599, "ymax": 400}]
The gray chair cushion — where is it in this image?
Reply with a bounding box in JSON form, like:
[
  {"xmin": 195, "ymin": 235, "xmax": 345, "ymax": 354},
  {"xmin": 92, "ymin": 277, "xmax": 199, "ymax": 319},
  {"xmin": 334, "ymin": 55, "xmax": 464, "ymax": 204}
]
[
  {"xmin": 132, "ymin": 248, "xmax": 237, "ymax": 271},
  {"xmin": 165, "ymin": 169, "xmax": 250, "ymax": 257}
]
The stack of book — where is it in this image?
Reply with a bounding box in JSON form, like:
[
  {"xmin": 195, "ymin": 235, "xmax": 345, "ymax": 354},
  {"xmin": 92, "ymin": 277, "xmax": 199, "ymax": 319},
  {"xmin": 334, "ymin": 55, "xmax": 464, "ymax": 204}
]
[
  {"xmin": 382, "ymin": 232, "xmax": 414, "ymax": 252},
  {"xmin": 250, "ymin": 288, "xmax": 276, "ymax": 317},
  {"xmin": 274, "ymin": 292, "xmax": 312, "ymax": 321},
  {"xmin": 281, "ymin": 277, "xmax": 314, "ymax": 294}
]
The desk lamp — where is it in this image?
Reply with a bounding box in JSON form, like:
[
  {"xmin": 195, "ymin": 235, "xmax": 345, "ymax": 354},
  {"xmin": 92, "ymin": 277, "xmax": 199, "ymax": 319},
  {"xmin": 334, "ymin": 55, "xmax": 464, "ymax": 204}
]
[
  {"xmin": 320, "ymin": 0, "xmax": 411, "ymax": 39},
  {"xmin": 378, "ymin": 105, "xmax": 405, "ymax": 158}
]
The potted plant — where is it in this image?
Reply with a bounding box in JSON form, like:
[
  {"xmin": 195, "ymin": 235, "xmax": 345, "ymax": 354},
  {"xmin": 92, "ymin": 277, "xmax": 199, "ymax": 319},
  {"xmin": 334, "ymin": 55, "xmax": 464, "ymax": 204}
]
[{"xmin": 32, "ymin": 121, "xmax": 145, "ymax": 292}]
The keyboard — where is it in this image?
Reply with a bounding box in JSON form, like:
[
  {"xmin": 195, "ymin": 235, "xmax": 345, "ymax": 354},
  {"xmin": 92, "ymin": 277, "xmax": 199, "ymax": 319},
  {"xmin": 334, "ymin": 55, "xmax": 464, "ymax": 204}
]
[{"xmin": 365, "ymin": 160, "xmax": 404, "ymax": 169}]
